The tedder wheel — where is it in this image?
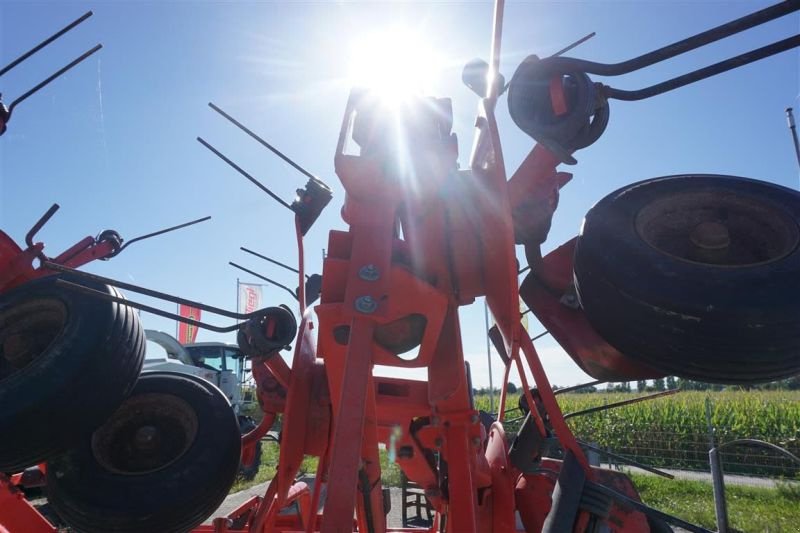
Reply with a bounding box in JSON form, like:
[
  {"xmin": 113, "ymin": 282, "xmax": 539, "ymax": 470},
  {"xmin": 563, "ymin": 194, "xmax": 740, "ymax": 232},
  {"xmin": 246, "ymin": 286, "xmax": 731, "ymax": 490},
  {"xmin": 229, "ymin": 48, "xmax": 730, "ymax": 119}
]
[
  {"xmin": 0, "ymin": 274, "xmax": 145, "ymax": 472},
  {"xmin": 574, "ymin": 175, "xmax": 800, "ymax": 384},
  {"xmin": 46, "ymin": 371, "xmax": 242, "ymax": 533}
]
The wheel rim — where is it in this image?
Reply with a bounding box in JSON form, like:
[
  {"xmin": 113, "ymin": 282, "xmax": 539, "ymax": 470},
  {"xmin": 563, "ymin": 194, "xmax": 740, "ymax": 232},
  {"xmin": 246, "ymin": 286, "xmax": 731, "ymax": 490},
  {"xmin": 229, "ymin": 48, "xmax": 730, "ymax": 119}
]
[
  {"xmin": 0, "ymin": 299, "xmax": 66, "ymax": 380},
  {"xmin": 91, "ymin": 393, "xmax": 199, "ymax": 475},
  {"xmin": 634, "ymin": 190, "xmax": 800, "ymax": 267}
]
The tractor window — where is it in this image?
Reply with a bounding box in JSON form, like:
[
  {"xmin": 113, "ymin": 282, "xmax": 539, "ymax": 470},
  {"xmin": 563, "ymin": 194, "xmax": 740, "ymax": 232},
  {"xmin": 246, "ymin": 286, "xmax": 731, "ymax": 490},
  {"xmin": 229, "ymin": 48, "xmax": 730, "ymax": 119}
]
[
  {"xmin": 185, "ymin": 345, "xmax": 224, "ymax": 371},
  {"xmin": 224, "ymin": 347, "xmax": 244, "ymax": 376}
]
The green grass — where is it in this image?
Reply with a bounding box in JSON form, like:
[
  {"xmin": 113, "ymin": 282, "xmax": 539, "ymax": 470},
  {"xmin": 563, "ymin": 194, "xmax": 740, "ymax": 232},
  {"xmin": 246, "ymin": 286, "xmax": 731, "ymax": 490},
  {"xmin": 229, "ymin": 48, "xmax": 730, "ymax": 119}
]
[
  {"xmin": 230, "ymin": 440, "xmax": 319, "ymax": 493},
  {"xmin": 475, "ymin": 391, "xmax": 800, "ymax": 477},
  {"xmin": 230, "ymin": 442, "xmax": 403, "ymax": 493},
  {"xmin": 630, "ymin": 473, "xmax": 800, "ymax": 533}
]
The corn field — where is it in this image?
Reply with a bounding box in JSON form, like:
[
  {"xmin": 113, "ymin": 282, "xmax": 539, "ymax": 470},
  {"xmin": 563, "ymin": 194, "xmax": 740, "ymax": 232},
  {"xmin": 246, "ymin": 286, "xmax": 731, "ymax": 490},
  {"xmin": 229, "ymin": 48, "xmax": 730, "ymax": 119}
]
[{"xmin": 475, "ymin": 391, "xmax": 800, "ymax": 478}]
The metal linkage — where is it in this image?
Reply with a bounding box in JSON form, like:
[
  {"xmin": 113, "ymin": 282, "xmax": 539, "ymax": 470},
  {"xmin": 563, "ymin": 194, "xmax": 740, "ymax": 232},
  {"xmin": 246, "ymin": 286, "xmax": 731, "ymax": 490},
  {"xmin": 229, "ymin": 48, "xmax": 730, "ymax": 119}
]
[
  {"xmin": 563, "ymin": 389, "xmax": 679, "ymax": 420},
  {"xmin": 43, "ymin": 262, "xmax": 271, "ymax": 332}
]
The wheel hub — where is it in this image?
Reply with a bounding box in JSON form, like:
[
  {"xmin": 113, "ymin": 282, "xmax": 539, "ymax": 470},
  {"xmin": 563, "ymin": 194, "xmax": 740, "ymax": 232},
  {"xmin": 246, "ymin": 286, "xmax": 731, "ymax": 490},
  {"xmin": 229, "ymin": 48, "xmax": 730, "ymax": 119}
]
[
  {"xmin": 91, "ymin": 393, "xmax": 199, "ymax": 475},
  {"xmin": 634, "ymin": 190, "xmax": 799, "ymax": 267},
  {"xmin": 0, "ymin": 299, "xmax": 66, "ymax": 379},
  {"xmin": 690, "ymin": 221, "xmax": 730, "ymax": 250}
]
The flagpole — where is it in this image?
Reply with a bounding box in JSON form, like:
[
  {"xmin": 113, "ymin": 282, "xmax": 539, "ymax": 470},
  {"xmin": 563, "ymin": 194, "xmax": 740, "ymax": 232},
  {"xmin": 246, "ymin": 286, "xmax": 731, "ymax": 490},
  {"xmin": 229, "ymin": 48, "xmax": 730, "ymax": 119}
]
[
  {"xmin": 175, "ymin": 302, "xmax": 179, "ymax": 338},
  {"xmin": 484, "ymin": 299, "xmax": 495, "ymax": 413},
  {"xmin": 236, "ymin": 278, "xmax": 240, "ymax": 324}
]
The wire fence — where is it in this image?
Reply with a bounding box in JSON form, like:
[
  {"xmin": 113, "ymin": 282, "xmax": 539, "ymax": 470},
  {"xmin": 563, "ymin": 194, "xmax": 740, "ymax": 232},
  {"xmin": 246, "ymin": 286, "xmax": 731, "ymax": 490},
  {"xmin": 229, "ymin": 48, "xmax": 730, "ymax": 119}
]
[
  {"xmin": 580, "ymin": 431, "xmax": 800, "ymax": 488},
  {"xmin": 495, "ymin": 393, "xmax": 800, "ymax": 489}
]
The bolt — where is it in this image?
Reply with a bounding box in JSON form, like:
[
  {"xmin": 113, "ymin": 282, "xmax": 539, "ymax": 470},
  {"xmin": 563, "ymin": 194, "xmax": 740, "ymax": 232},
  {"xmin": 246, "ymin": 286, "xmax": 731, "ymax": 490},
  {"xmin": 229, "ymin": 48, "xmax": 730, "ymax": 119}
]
[
  {"xmin": 434, "ymin": 437, "xmax": 444, "ymax": 448},
  {"xmin": 472, "ymin": 437, "xmax": 482, "ymax": 447},
  {"xmin": 358, "ymin": 264, "xmax": 380, "ymax": 281},
  {"xmin": 470, "ymin": 413, "xmax": 480, "ymax": 424},
  {"xmin": 431, "ymin": 416, "xmax": 440, "ymax": 427},
  {"xmin": 354, "ymin": 295, "xmax": 378, "ymax": 314}
]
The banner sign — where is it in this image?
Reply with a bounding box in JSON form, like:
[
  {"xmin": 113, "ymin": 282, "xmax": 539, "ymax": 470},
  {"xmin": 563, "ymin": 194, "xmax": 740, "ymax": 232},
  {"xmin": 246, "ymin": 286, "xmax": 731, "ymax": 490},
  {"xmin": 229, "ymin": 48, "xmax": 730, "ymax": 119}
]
[
  {"xmin": 238, "ymin": 282, "xmax": 263, "ymax": 314},
  {"xmin": 177, "ymin": 305, "xmax": 201, "ymax": 344}
]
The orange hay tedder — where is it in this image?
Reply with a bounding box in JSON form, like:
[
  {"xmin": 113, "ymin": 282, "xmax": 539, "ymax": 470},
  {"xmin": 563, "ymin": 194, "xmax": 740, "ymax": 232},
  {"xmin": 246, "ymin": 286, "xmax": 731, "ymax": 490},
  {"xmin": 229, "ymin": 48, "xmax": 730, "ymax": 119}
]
[{"xmin": 2, "ymin": 2, "xmax": 800, "ymax": 532}]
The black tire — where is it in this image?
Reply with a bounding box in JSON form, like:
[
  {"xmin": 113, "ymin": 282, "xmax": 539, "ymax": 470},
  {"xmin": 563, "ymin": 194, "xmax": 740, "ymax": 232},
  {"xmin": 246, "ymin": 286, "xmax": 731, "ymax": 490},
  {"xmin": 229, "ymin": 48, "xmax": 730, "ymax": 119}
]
[
  {"xmin": 574, "ymin": 175, "xmax": 800, "ymax": 384},
  {"xmin": 237, "ymin": 415, "xmax": 262, "ymax": 481},
  {"xmin": 0, "ymin": 274, "xmax": 145, "ymax": 472},
  {"xmin": 46, "ymin": 371, "xmax": 242, "ymax": 533}
]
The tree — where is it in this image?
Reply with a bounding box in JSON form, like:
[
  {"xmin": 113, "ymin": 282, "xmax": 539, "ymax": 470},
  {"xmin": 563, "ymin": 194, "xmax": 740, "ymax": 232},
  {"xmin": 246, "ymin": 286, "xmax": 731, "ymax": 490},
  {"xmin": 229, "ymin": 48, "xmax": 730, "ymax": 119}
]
[
  {"xmin": 654, "ymin": 378, "xmax": 665, "ymax": 391},
  {"xmin": 506, "ymin": 382, "xmax": 518, "ymax": 394},
  {"xmin": 666, "ymin": 376, "xmax": 677, "ymax": 390},
  {"xmin": 636, "ymin": 380, "xmax": 647, "ymax": 393}
]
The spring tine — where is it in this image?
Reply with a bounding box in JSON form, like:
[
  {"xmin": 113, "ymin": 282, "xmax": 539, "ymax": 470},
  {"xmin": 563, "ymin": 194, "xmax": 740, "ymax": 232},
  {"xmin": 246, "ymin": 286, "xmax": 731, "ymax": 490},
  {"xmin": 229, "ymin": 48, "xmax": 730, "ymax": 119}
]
[
  {"xmin": 577, "ymin": 440, "xmax": 674, "ymax": 479},
  {"xmin": 196, "ymin": 137, "xmax": 293, "ymax": 211},
  {"xmin": 531, "ymin": 331, "xmax": 549, "ymax": 342},
  {"xmin": 563, "ymin": 389, "xmax": 679, "ymax": 420},
  {"xmin": 55, "ymin": 280, "xmax": 243, "ymax": 333},
  {"xmin": 240, "ymin": 246, "xmax": 309, "ymax": 278},
  {"xmin": 604, "ymin": 35, "xmax": 800, "ymax": 101},
  {"xmin": 787, "ymin": 108, "xmax": 800, "ymax": 172},
  {"xmin": 7, "ymin": 44, "xmax": 102, "ymax": 117},
  {"xmin": 551, "ymin": 0, "xmax": 799, "ymax": 77},
  {"xmin": 551, "ymin": 32, "xmax": 596, "ymax": 58},
  {"xmin": 42, "ymin": 261, "xmax": 262, "ymax": 320},
  {"xmin": 229, "ymin": 261, "xmax": 298, "ymax": 301},
  {"xmin": 208, "ymin": 102, "xmax": 316, "ymax": 181},
  {"xmin": 112, "ymin": 216, "xmax": 211, "ymax": 257},
  {"xmin": 0, "ymin": 11, "xmax": 93, "ymax": 78},
  {"xmin": 554, "ymin": 380, "xmax": 604, "ymax": 395}
]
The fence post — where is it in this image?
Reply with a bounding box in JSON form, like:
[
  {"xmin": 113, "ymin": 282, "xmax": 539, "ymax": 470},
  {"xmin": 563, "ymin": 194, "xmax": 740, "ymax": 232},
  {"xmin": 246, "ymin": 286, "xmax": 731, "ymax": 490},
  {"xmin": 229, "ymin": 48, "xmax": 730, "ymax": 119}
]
[{"xmin": 706, "ymin": 397, "xmax": 728, "ymax": 533}]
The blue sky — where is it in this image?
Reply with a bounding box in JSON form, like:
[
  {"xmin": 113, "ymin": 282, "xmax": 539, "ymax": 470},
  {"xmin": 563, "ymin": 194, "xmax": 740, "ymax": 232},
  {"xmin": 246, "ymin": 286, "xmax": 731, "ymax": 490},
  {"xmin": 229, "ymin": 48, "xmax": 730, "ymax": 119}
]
[{"xmin": 1, "ymin": 1, "xmax": 797, "ymax": 388}]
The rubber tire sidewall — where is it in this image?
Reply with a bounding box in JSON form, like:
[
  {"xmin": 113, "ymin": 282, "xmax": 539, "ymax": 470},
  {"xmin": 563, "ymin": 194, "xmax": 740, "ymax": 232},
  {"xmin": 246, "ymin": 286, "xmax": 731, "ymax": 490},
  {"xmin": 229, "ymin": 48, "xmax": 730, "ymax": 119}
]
[
  {"xmin": 0, "ymin": 273, "xmax": 145, "ymax": 471},
  {"xmin": 46, "ymin": 371, "xmax": 242, "ymax": 533},
  {"xmin": 574, "ymin": 175, "xmax": 800, "ymax": 383}
]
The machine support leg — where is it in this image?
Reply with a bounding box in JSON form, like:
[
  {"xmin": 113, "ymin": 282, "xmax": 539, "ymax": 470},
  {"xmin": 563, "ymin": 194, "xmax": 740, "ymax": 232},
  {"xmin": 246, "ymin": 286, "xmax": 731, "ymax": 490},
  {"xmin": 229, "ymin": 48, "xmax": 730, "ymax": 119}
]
[{"xmin": 321, "ymin": 318, "xmax": 378, "ymax": 533}]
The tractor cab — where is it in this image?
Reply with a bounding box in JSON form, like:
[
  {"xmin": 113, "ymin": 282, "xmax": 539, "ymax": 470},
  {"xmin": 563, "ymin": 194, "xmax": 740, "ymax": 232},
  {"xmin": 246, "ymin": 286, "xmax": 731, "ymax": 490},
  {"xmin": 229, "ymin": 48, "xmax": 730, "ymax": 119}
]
[{"xmin": 184, "ymin": 343, "xmax": 244, "ymax": 374}]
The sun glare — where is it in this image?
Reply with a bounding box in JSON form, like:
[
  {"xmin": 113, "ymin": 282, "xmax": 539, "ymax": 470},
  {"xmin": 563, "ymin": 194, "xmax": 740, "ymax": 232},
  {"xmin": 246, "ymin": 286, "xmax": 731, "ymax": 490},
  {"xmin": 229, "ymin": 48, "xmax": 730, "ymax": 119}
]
[{"xmin": 347, "ymin": 28, "xmax": 441, "ymax": 103}]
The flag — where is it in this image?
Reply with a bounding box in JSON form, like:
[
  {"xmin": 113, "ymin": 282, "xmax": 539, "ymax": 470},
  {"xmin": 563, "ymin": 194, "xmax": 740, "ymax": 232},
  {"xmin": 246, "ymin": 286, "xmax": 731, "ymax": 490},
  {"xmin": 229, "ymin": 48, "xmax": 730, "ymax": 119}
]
[
  {"xmin": 177, "ymin": 304, "xmax": 201, "ymax": 344},
  {"xmin": 238, "ymin": 282, "xmax": 263, "ymax": 314}
]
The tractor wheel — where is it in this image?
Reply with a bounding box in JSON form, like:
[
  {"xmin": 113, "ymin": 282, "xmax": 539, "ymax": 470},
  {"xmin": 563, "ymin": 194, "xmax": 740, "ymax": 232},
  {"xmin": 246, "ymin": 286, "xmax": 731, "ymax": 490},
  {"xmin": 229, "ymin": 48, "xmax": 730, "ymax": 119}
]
[
  {"xmin": 46, "ymin": 371, "xmax": 241, "ymax": 533},
  {"xmin": 574, "ymin": 174, "xmax": 800, "ymax": 384},
  {"xmin": 0, "ymin": 274, "xmax": 145, "ymax": 472},
  {"xmin": 237, "ymin": 415, "xmax": 263, "ymax": 481}
]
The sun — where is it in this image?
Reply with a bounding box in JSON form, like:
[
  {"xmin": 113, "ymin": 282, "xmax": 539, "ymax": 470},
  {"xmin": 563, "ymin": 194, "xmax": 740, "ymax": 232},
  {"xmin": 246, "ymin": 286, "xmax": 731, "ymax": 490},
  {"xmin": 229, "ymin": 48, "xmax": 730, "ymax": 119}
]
[{"xmin": 347, "ymin": 27, "xmax": 442, "ymax": 104}]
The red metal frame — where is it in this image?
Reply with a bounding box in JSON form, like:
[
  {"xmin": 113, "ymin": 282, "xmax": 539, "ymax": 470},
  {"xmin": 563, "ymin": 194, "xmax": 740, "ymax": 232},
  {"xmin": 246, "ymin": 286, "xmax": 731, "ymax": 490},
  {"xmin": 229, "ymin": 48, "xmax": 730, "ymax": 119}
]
[
  {"xmin": 0, "ymin": 2, "xmax": 658, "ymax": 531},
  {"xmin": 206, "ymin": 62, "xmax": 652, "ymax": 533},
  {"xmin": 0, "ymin": 229, "xmax": 118, "ymax": 294}
]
